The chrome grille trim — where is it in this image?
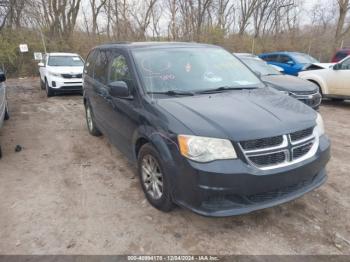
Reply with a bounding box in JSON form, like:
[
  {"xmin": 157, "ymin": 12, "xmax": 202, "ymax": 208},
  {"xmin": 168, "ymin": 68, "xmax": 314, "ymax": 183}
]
[
  {"xmin": 243, "ymin": 135, "xmax": 288, "ymax": 154},
  {"xmin": 239, "ymin": 127, "xmax": 318, "ymax": 170}
]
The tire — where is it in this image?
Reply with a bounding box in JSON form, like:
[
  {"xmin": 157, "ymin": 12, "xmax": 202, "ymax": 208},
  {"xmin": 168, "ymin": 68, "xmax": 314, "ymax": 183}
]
[
  {"xmin": 4, "ymin": 104, "xmax": 9, "ymax": 120},
  {"xmin": 40, "ymin": 78, "xmax": 45, "ymax": 90},
  {"xmin": 138, "ymin": 143, "xmax": 175, "ymax": 212},
  {"xmin": 84, "ymin": 102, "xmax": 102, "ymax": 136},
  {"xmin": 45, "ymin": 79, "xmax": 54, "ymax": 97}
]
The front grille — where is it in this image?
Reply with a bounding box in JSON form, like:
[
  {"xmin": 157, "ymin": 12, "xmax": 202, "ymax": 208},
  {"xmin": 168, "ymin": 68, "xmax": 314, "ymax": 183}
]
[
  {"xmin": 59, "ymin": 85, "xmax": 82, "ymax": 91},
  {"xmin": 240, "ymin": 136, "xmax": 283, "ymax": 150},
  {"xmin": 290, "ymin": 127, "xmax": 313, "ymax": 142},
  {"xmin": 61, "ymin": 73, "xmax": 82, "ymax": 79},
  {"xmin": 249, "ymin": 151, "xmax": 286, "ymax": 167},
  {"xmin": 293, "ymin": 142, "xmax": 313, "ymax": 159},
  {"xmin": 239, "ymin": 126, "xmax": 316, "ymax": 169}
]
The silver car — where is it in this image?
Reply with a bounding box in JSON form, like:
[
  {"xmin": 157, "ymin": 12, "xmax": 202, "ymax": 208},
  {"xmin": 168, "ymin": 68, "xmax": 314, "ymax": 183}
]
[{"xmin": 0, "ymin": 70, "xmax": 9, "ymax": 158}]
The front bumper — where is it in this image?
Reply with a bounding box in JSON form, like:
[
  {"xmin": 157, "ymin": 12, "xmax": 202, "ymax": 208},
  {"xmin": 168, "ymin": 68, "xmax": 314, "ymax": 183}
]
[
  {"xmin": 170, "ymin": 135, "xmax": 330, "ymax": 217},
  {"xmin": 48, "ymin": 75, "xmax": 83, "ymax": 93}
]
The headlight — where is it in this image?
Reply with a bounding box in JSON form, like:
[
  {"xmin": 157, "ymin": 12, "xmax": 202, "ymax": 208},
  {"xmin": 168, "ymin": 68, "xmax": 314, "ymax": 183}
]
[
  {"xmin": 178, "ymin": 135, "xmax": 237, "ymax": 162},
  {"xmin": 315, "ymin": 113, "xmax": 325, "ymax": 137},
  {"xmin": 49, "ymin": 71, "xmax": 61, "ymax": 77}
]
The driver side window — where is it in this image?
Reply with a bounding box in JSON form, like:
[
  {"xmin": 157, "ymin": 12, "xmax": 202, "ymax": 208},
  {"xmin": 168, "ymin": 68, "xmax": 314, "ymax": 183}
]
[
  {"xmin": 108, "ymin": 52, "xmax": 134, "ymax": 90},
  {"xmin": 109, "ymin": 54, "xmax": 131, "ymax": 83}
]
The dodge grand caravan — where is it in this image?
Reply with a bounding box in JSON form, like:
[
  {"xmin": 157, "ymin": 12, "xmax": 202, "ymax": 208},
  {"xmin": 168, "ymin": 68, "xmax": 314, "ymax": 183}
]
[{"xmin": 83, "ymin": 42, "xmax": 330, "ymax": 217}]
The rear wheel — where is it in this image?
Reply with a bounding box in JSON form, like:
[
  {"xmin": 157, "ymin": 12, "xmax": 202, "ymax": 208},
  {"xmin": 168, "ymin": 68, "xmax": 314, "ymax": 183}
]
[
  {"xmin": 138, "ymin": 143, "xmax": 175, "ymax": 212},
  {"xmin": 85, "ymin": 102, "xmax": 102, "ymax": 136},
  {"xmin": 45, "ymin": 79, "xmax": 54, "ymax": 97}
]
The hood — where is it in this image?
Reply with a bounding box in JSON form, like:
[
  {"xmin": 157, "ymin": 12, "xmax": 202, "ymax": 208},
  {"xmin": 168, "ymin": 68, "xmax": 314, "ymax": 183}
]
[
  {"xmin": 303, "ymin": 63, "xmax": 335, "ymax": 70},
  {"xmin": 157, "ymin": 88, "xmax": 317, "ymax": 142},
  {"xmin": 47, "ymin": 66, "xmax": 83, "ymax": 74},
  {"xmin": 261, "ymin": 74, "xmax": 318, "ymax": 93}
]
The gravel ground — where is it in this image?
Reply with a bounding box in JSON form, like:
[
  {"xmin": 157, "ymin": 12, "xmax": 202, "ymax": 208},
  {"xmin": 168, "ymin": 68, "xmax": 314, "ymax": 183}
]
[{"xmin": 0, "ymin": 77, "xmax": 349, "ymax": 255}]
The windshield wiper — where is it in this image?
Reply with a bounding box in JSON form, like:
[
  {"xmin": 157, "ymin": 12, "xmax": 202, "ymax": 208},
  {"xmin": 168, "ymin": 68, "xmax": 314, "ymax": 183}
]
[
  {"xmin": 147, "ymin": 90, "xmax": 194, "ymax": 96},
  {"xmin": 196, "ymin": 85, "xmax": 258, "ymax": 94}
]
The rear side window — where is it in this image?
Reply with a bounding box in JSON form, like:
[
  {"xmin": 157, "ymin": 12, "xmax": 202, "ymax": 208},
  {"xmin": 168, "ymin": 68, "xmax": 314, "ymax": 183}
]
[
  {"xmin": 262, "ymin": 54, "xmax": 279, "ymax": 62},
  {"xmin": 85, "ymin": 50, "xmax": 97, "ymax": 77},
  {"xmin": 94, "ymin": 50, "xmax": 109, "ymax": 84}
]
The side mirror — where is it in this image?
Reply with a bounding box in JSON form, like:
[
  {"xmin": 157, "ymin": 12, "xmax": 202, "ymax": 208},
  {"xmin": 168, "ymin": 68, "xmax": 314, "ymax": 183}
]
[
  {"xmin": 286, "ymin": 61, "xmax": 295, "ymax": 66},
  {"xmin": 38, "ymin": 62, "xmax": 44, "ymax": 67},
  {"xmin": 0, "ymin": 71, "xmax": 6, "ymax": 82},
  {"xmin": 108, "ymin": 81, "xmax": 131, "ymax": 98}
]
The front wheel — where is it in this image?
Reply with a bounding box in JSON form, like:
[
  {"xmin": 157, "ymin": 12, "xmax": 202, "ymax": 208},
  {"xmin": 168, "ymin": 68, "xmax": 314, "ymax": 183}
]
[
  {"xmin": 138, "ymin": 143, "xmax": 175, "ymax": 212},
  {"xmin": 45, "ymin": 80, "xmax": 54, "ymax": 97}
]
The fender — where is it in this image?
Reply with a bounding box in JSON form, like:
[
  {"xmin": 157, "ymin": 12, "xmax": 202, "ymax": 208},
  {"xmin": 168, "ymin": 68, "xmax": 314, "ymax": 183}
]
[
  {"xmin": 300, "ymin": 73, "xmax": 329, "ymax": 95},
  {"xmin": 132, "ymin": 125, "xmax": 178, "ymax": 165}
]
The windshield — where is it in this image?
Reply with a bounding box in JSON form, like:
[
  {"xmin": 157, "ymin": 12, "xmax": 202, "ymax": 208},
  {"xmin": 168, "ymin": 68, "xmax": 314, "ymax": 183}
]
[
  {"xmin": 241, "ymin": 57, "xmax": 281, "ymax": 76},
  {"xmin": 48, "ymin": 56, "xmax": 84, "ymax": 66},
  {"xmin": 132, "ymin": 47, "xmax": 264, "ymax": 94},
  {"xmin": 292, "ymin": 53, "xmax": 319, "ymax": 64}
]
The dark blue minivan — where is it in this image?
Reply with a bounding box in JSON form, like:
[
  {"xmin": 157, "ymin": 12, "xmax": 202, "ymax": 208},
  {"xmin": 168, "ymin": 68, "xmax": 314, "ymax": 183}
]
[{"xmin": 83, "ymin": 42, "xmax": 330, "ymax": 217}]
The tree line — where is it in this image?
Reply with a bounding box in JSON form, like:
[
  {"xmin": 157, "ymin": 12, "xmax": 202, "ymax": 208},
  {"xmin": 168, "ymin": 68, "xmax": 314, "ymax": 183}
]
[{"xmin": 0, "ymin": 0, "xmax": 350, "ymax": 76}]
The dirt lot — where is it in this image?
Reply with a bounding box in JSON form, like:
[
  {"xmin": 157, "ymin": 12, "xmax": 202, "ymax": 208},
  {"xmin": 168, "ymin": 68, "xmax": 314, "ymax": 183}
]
[{"xmin": 0, "ymin": 77, "xmax": 350, "ymax": 255}]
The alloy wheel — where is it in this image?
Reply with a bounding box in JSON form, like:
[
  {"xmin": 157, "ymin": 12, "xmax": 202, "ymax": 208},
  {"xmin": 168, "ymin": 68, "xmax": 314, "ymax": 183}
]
[
  {"xmin": 141, "ymin": 154, "xmax": 163, "ymax": 200},
  {"xmin": 86, "ymin": 106, "xmax": 94, "ymax": 132}
]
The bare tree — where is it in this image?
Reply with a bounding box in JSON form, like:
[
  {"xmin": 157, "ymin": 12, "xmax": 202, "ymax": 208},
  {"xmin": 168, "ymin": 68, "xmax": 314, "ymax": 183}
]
[
  {"xmin": 215, "ymin": 0, "xmax": 235, "ymax": 32},
  {"xmin": 38, "ymin": 0, "xmax": 82, "ymax": 40},
  {"xmin": 0, "ymin": 0, "xmax": 10, "ymax": 31},
  {"xmin": 167, "ymin": 0, "xmax": 178, "ymax": 40},
  {"xmin": 238, "ymin": 0, "xmax": 260, "ymax": 35},
  {"xmin": 90, "ymin": 0, "xmax": 107, "ymax": 35},
  {"xmin": 129, "ymin": 0, "xmax": 158, "ymax": 40},
  {"xmin": 334, "ymin": 0, "xmax": 350, "ymax": 50}
]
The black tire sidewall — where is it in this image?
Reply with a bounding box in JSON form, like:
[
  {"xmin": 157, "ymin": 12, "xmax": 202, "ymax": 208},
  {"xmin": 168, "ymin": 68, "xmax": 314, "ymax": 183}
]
[{"xmin": 137, "ymin": 143, "xmax": 174, "ymax": 211}]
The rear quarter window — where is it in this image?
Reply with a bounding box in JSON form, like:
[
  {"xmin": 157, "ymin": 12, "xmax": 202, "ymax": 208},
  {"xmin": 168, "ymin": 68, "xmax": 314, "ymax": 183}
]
[{"xmin": 85, "ymin": 50, "xmax": 97, "ymax": 77}]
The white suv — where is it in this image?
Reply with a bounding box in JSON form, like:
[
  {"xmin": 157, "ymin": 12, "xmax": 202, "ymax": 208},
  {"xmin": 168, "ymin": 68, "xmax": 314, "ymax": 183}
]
[{"xmin": 38, "ymin": 53, "xmax": 84, "ymax": 97}]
